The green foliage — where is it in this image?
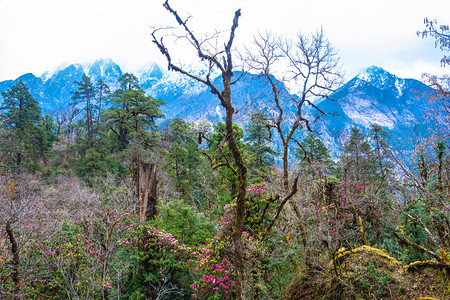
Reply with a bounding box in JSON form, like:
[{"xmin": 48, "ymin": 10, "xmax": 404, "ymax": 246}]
[
  {"xmin": 0, "ymin": 81, "xmax": 49, "ymax": 171},
  {"xmin": 360, "ymin": 264, "xmax": 391, "ymax": 297},
  {"xmin": 296, "ymin": 133, "xmax": 331, "ymax": 164},
  {"xmin": 71, "ymin": 74, "xmax": 97, "ymax": 148},
  {"xmin": 245, "ymin": 112, "xmax": 277, "ymax": 182},
  {"xmin": 41, "ymin": 114, "xmax": 59, "ymax": 145},
  {"xmin": 398, "ymin": 200, "xmax": 431, "ymax": 263},
  {"xmin": 104, "ymin": 73, "xmax": 165, "ymax": 150},
  {"xmin": 121, "ymin": 224, "xmax": 194, "ymax": 300},
  {"xmin": 73, "ymin": 146, "xmax": 122, "ymax": 184},
  {"xmin": 296, "ymin": 133, "xmax": 334, "ymax": 178},
  {"xmin": 66, "ymin": 123, "xmax": 125, "ymax": 184},
  {"xmin": 206, "ymin": 122, "xmax": 247, "ymax": 197},
  {"xmin": 340, "ymin": 126, "xmax": 378, "ymax": 184},
  {"xmin": 154, "ymin": 199, "xmax": 216, "ymax": 245},
  {"xmin": 369, "ymin": 124, "xmax": 394, "ymax": 180},
  {"xmin": 162, "ymin": 118, "xmax": 204, "ymax": 202}
]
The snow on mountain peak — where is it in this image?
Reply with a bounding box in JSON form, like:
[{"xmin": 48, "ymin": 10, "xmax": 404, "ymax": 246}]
[
  {"xmin": 354, "ymin": 65, "xmax": 408, "ymax": 97},
  {"xmin": 356, "ymin": 66, "xmax": 395, "ymax": 84},
  {"xmin": 40, "ymin": 62, "xmax": 71, "ymax": 82},
  {"xmin": 148, "ymin": 63, "xmax": 221, "ymax": 97},
  {"xmin": 40, "ymin": 58, "xmax": 121, "ymax": 83}
]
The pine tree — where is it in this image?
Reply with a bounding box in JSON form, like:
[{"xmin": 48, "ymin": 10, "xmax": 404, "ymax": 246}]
[
  {"xmin": 162, "ymin": 118, "xmax": 203, "ymax": 201},
  {"xmin": 244, "ymin": 112, "xmax": 277, "ymax": 181},
  {"xmin": 0, "ymin": 81, "xmax": 48, "ymax": 170},
  {"xmin": 104, "ymin": 73, "xmax": 165, "ymax": 149},
  {"xmin": 296, "ymin": 133, "xmax": 333, "ymax": 178},
  {"xmin": 341, "ymin": 126, "xmax": 376, "ymax": 184},
  {"xmin": 71, "ymin": 74, "xmax": 96, "ymax": 147},
  {"xmin": 94, "ymin": 79, "xmax": 110, "ymax": 138},
  {"xmin": 369, "ymin": 124, "xmax": 393, "ymax": 180},
  {"xmin": 103, "ymin": 73, "xmax": 165, "ymax": 220},
  {"xmin": 42, "ymin": 114, "xmax": 58, "ymax": 144},
  {"xmin": 297, "ymin": 133, "xmax": 331, "ymax": 164}
]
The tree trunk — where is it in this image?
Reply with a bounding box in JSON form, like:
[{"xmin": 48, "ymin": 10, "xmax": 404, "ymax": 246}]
[
  {"xmin": 223, "ymin": 77, "xmax": 247, "ymax": 300},
  {"xmin": 6, "ymin": 223, "xmax": 20, "ymax": 298},
  {"xmin": 136, "ymin": 162, "xmax": 158, "ymax": 222},
  {"xmin": 282, "ymin": 142, "xmax": 289, "ymax": 191},
  {"xmin": 151, "ymin": 4, "xmax": 245, "ymax": 296}
]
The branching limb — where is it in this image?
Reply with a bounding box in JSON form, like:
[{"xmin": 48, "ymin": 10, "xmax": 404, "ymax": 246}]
[
  {"xmin": 393, "ymin": 231, "xmax": 443, "ymax": 262},
  {"xmin": 199, "ymin": 132, "xmax": 237, "ymax": 174},
  {"xmin": 262, "ymin": 176, "xmax": 299, "ymax": 239}
]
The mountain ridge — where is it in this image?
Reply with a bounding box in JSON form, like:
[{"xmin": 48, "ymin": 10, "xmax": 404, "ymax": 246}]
[{"xmin": 0, "ymin": 59, "xmax": 438, "ymax": 156}]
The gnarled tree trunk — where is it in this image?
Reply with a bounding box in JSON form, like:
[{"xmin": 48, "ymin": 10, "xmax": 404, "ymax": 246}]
[
  {"xmin": 152, "ymin": 3, "xmax": 247, "ymax": 298},
  {"xmin": 135, "ymin": 162, "xmax": 158, "ymax": 222},
  {"xmin": 6, "ymin": 222, "xmax": 20, "ymax": 298}
]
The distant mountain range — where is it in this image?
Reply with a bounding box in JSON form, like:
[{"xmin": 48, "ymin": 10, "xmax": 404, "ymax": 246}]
[{"xmin": 0, "ymin": 58, "xmax": 439, "ymax": 156}]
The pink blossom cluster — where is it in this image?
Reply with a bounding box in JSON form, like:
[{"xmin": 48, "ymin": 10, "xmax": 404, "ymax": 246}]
[
  {"xmin": 306, "ymin": 179, "xmax": 369, "ymax": 238},
  {"xmin": 246, "ymin": 183, "xmax": 268, "ymax": 194},
  {"xmin": 191, "ymin": 256, "xmax": 235, "ymax": 299}
]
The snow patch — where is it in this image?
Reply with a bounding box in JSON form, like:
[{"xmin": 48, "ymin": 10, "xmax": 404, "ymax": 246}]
[
  {"xmin": 148, "ymin": 63, "xmax": 219, "ymax": 97},
  {"xmin": 40, "ymin": 62, "xmax": 70, "ymax": 81},
  {"xmin": 356, "ymin": 66, "xmax": 395, "ymax": 89},
  {"xmin": 342, "ymin": 95, "xmax": 395, "ymax": 129},
  {"xmin": 395, "ymin": 78, "xmax": 404, "ymax": 97}
]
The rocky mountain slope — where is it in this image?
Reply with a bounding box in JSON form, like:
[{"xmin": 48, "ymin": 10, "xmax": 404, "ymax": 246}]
[{"xmin": 0, "ymin": 59, "xmax": 438, "ymax": 155}]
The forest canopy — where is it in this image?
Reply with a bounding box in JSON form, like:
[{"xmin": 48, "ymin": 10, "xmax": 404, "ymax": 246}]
[{"xmin": 0, "ymin": 3, "xmax": 449, "ymax": 299}]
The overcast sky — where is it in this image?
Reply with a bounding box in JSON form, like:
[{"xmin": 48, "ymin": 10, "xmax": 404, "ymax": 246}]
[{"xmin": 0, "ymin": 0, "xmax": 449, "ymax": 82}]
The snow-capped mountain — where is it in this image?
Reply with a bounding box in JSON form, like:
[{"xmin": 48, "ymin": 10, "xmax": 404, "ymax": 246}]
[
  {"xmin": 312, "ymin": 66, "xmax": 437, "ymax": 154},
  {"xmin": 0, "ymin": 59, "xmax": 440, "ymax": 156},
  {"xmin": 0, "ymin": 59, "xmax": 123, "ymax": 112}
]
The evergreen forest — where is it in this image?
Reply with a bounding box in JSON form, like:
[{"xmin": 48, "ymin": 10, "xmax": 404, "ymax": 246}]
[{"xmin": 0, "ymin": 3, "xmax": 449, "ymax": 299}]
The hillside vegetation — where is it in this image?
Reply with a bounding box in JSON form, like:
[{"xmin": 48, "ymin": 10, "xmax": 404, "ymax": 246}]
[{"xmin": 0, "ymin": 3, "xmax": 449, "ymax": 300}]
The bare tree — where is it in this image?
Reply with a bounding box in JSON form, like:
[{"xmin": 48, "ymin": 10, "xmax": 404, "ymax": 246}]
[
  {"xmin": 418, "ymin": 18, "xmax": 450, "ymax": 126},
  {"xmin": 0, "ymin": 175, "xmax": 40, "ymax": 299},
  {"xmin": 421, "ymin": 74, "xmax": 450, "ymax": 134},
  {"xmin": 417, "ymin": 18, "xmax": 450, "ymax": 66},
  {"xmin": 246, "ymin": 29, "xmax": 342, "ymax": 193},
  {"xmin": 151, "ymin": 1, "xmax": 248, "ymax": 298}
]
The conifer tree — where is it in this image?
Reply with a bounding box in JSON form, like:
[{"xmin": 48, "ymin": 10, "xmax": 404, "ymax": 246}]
[
  {"xmin": 104, "ymin": 73, "xmax": 165, "ymax": 149},
  {"xmin": 94, "ymin": 79, "xmax": 110, "ymax": 137},
  {"xmin": 369, "ymin": 124, "xmax": 393, "ymax": 180},
  {"xmin": 71, "ymin": 74, "xmax": 96, "ymax": 147},
  {"xmin": 297, "ymin": 133, "xmax": 331, "ymax": 164},
  {"xmin": 162, "ymin": 118, "xmax": 203, "ymax": 201},
  {"xmin": 341, "ymin": 126, "xmax": 376, "ymax": 184},
  {"xmin": 296, "ymin": 133, "xmax": 333, "ymax": 178},
  {"xmin": 42, "ymin": 114, "xmax": 58, "ymax": 144},
  {"xmin": 103, "ymin": 73, "xmax": 165, "ymax": 221},
  {"xmin": 0, "ymin": 81, "xmax": 48, "ymax": 170},
  {"xmin": 245, "ymin": 112, "xmax": 277, "ymax": 181}
]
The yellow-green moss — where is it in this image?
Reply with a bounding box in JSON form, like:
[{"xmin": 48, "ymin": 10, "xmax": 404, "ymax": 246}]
[
  {"xmin": 406, "ymin": 260, "xmax": 450, "ymax": 273},
  {"xmin": 284, "ymin": 245, "xmax": 448, "ymax": 299},
  {"xmin": 332, "ymin": 245, "xmax": 402, "ymax": 271},
  {"xmin": 440, "ymin": 248, "xmax": 450, "ymax": 263}
]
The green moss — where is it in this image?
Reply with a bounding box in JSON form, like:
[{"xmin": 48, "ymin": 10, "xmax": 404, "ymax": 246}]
[
  {"xmin": 284, "ymin": 245, "xmax": 449, "ymax": 299},
  {"xmin": 332, "ymin": 245, "xmax": 402, "ymax": 271}
]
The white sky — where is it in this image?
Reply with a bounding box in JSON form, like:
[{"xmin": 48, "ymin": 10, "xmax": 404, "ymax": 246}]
[{"xmin": 0, "ymin": 0, "xmax": 449, "ymax": 82}]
